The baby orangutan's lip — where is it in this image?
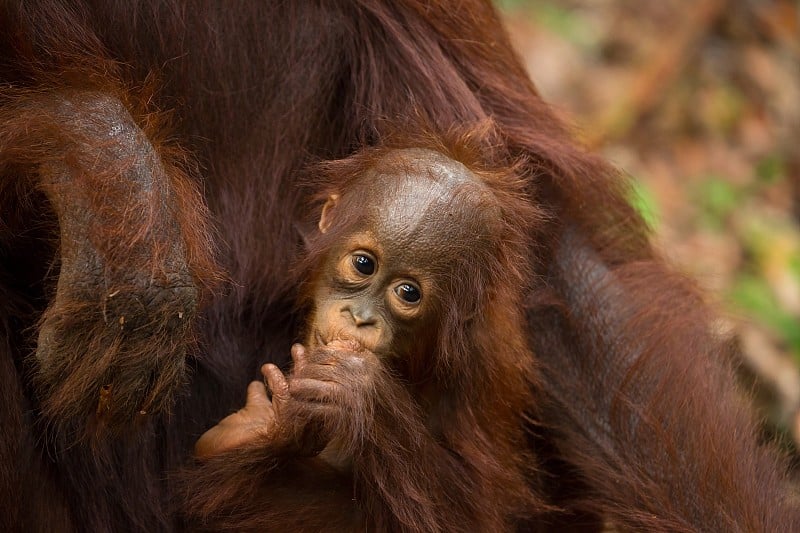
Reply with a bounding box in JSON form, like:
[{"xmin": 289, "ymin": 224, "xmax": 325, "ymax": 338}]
[
  {"xmin": 324, "ymin": 337, "xmax": 364, "ymax": 352},
  {"xmin": 311, "ymin": 330, "xmax": 365, "ymax": 352},
  {"xmin": 327, "ymin": 339, "xmax": 363, "ymax": 351}
]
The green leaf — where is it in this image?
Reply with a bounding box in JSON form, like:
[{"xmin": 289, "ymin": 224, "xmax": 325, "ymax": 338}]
[
  {"xmin": 627, "ymin": 179, "xmax": 660, "ymax": 231},
  {"xmin": 692, "ymin": 177, "xmax": 742, "ymax": 230},
  {"xmin": 730, "ymin": 275, "xmax": 800, "ymax": 360},
  {"xmin": 494, "ymin": 1, "xmax": 597, "ymax": 48},
  {"xmin": 755, "ymin": 154, "xmax": 786, "ymax": 184}
]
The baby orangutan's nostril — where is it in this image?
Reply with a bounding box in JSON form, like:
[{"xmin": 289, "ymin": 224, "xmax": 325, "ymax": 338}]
[
  {"xmin": 342, "ymin": 304, "xmax": 377, "ymax": 328},
  {"xmin": 352, "ymin": 312, "xmax": 376, "ymax": 327}
]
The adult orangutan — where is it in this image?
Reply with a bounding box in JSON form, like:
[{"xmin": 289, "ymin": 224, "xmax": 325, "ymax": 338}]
[
  {"xmin": 0, "ymin": 1, "xmax": 797, "ymax": 532},
  {"xmin": 189, "ymin": 142, "xmax": 542, "ymax": 531}
]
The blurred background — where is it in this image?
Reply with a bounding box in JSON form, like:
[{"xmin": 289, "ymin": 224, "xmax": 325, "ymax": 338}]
[{"xmin": 496, "ymin": 0, "xmax": 800, "ymax": 457}]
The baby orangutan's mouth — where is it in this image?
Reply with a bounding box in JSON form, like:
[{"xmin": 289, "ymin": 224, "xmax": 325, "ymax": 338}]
[
  {"xmin": 311, "ymin": 330, "xmax": 365, "ymax": 352},
  {"xmin": 324, "ymin": 338, "xmax": 364, "ymax": 352}
]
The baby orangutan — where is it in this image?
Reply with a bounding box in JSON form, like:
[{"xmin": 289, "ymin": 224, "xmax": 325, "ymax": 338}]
[{"xmin": 191, "ymin": 142, "xmax": 544, "ymax": 531}]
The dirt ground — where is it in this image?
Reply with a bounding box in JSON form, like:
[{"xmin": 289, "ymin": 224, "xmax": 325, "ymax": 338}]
[{"xmin": 500, "ymin": 0, "xmax": 800, "ymax": 453}]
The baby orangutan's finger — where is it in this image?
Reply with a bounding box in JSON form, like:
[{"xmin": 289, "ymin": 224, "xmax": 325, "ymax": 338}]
[
  {"xmin": 291, "ymin": 343, "xmax": 307, "ymax": 374},
  {"xmin": 245, "ymin": 380, "xmax": 271, "ymax": 409},
  {"xmin": 262, "ymin": 363, "xmax": 289, "ymax": 408},
  {"xmin": 288, "ymin": 377, "xmax": 340, "ymax": 403},
  {"xmin": 194, "ymin": 383, "xmax": 276, "ymax": 459}
]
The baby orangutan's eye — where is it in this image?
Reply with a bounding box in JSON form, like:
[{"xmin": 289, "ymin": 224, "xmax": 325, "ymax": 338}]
[
  {"xmin": 394, "ymin": 283, "xmax": 421, "ymax": 304},
  {"xmin": 352, "ymin": 253, "xmax": 376, "ymax": 276}
]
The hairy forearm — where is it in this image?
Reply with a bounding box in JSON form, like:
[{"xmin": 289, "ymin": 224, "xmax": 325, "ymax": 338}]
[{"xmin": 1, "ymin": 88, "xmax": 217, "ymax": 438}]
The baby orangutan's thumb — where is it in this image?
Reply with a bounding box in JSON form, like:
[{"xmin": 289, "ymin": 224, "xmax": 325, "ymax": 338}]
[{"xmin": 245, "ymin": 380, "xmax": 270, "ymax": 408}]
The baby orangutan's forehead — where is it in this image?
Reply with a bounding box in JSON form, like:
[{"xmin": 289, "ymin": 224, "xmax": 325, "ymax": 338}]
[{"xmin": 355, "ymin": 155, "xmax": 499, "ymax": 266}]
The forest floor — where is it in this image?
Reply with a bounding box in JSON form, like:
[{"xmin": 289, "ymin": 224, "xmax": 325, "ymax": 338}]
[{"xmin": 500, "ymin": 0, "xmax": 800, "ymax": 455}]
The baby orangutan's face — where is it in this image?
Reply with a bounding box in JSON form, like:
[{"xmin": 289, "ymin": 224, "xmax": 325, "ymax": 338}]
[
  {"xmin": 307, "ymin": 150, "xmax": 497, "ymax": 360},
  {"xmin": 307, "ymin": 229, "xmax": 433, "ymax": 359}
]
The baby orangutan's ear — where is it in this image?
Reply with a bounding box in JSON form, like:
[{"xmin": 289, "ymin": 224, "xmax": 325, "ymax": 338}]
[{"xmin": 318, "ymin": 194, "xmax": 339, "ymax": 234}]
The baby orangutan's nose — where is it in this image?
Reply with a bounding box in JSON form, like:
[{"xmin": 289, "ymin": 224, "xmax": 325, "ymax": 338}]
[
  {"xmin": 342, "ymin": 304, "xmax": 377, "ymax": 328},
  {"xmin": 337, "ymin": 304, "xmax": 381, "ymax": 351}
]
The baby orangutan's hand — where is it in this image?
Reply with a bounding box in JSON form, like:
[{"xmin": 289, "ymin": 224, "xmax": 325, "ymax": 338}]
[{"xmin": 194, "ymin": 379, "xmax": 276, "ymax": 459}]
